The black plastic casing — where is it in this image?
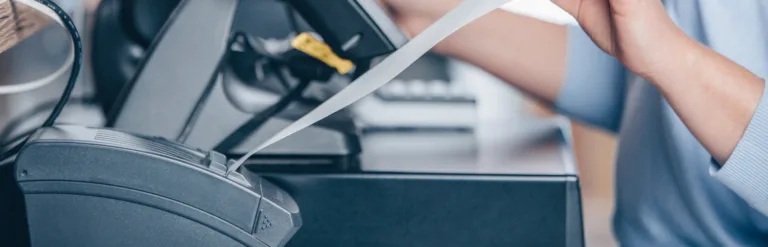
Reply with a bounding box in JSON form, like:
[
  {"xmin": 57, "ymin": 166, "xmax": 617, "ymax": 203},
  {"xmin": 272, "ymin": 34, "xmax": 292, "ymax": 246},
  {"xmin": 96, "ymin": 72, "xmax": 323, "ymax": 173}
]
[
  {"xmin": 14, "ymin": 126, "xmax": 301, "ymax": 247},
  {"xmin": 285, "ymin": 0, "xmax": 408, "ymax": 59}
]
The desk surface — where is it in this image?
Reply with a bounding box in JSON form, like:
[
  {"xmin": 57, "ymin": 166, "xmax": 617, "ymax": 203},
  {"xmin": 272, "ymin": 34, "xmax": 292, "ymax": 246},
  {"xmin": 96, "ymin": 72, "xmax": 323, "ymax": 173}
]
[{"xmin": 360, "ymin": 117, "xmax": 576, "ymax": 176}]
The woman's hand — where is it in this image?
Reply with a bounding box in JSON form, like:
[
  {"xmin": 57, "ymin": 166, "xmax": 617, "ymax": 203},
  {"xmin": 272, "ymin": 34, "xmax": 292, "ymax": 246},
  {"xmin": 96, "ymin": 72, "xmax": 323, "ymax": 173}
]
[{"xmin": 552, "ymin": 0, "xmax": 694, "ymax": 79}]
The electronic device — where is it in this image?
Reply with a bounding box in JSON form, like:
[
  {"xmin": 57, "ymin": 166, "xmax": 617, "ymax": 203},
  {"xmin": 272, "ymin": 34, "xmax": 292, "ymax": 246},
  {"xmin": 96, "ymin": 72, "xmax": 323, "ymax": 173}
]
[
  {"xmin": 91, "ymin": 0, "xmax": 407, "ymax": 170},
  {"xmin": 283, "ymin": 0, "xmax": 407, "ymax": 60},
  {"xmin": 77, "ymin": 1, "xmax": 586, "ymax": 246},
  {"xmin": 353, "ymin": 53, "xmax": 478, "ymax": 130},
  {"xmin": 266, "ymin": 171, "xmax": 583, "ymax": 247},
  {"xmin": 258, "ymin": 125, "xmax": 585, "ymax": 247},
  {"xmin": 14, "ymin": 125, "xmax": 301, "ymax": 247},
  {"xmin": 1, "ymin": 0, "xmax": 584, "ymax": 246}
]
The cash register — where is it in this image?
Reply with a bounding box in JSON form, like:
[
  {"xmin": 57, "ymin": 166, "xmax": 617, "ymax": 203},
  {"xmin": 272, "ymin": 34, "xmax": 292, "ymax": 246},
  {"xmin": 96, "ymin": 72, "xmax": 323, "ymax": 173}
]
[{"xmin": 0, "ymin": 0, "xmax": 585, "ymax": 246}]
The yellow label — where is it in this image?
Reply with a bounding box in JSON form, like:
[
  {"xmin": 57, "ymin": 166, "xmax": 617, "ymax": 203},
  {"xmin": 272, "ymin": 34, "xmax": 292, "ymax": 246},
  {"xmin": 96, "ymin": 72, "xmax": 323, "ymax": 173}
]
[{"xmin": 291, "ymin": 33, "xmax": 354, "ymax": 75}]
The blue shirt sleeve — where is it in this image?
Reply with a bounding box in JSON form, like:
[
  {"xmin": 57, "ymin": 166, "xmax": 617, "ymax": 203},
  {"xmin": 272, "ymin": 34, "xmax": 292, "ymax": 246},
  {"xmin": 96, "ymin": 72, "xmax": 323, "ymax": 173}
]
[
  {"xmin": 554, "ymin": 25, "xmax": 628, "ymax": 133},
  {"xmin": 713, "ymin": 81, "xmax": 768, "ymax": 216}
]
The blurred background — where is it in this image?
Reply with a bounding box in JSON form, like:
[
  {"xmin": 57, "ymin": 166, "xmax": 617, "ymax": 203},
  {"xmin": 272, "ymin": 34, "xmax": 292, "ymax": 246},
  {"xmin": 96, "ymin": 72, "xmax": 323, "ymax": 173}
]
[{"xmin": 0, "ymin": 0, "xmax": 617, "ymax": 246}]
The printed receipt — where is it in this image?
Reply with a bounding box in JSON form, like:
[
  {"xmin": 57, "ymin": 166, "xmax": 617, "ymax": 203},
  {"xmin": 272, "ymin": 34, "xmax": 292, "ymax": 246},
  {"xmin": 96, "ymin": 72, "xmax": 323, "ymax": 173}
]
[{"xmin": 228, "ymin": 0, "xmax": 513, "ymax": 174}]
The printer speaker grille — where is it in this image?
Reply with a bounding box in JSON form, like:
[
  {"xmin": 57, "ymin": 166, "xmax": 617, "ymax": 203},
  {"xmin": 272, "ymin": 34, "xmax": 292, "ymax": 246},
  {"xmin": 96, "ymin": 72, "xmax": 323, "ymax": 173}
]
[{"xmin": 94, "ymin": 129, "xmax": 203, "ymax": 164}]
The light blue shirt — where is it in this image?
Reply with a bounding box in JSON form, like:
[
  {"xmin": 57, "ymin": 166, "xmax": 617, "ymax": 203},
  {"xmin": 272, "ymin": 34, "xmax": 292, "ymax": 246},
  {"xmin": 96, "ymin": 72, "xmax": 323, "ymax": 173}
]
[{"xmin": 556, "ymin": 0, "xmax": 768, "ymax": 245}]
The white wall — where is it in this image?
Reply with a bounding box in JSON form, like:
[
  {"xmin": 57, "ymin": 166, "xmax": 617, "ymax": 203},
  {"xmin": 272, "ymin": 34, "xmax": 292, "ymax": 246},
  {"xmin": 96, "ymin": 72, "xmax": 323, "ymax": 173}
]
[{"xmin": 503, "ymin": 0, "xmax": 576, "ymax": 25}]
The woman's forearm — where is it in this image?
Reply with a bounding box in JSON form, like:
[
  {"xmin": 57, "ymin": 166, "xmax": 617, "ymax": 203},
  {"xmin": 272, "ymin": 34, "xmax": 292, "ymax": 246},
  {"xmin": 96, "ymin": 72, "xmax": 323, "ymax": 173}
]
[
  {"xmin": 647, "ymin": 34, "xmax": 765, "ymax": 163},
  {"xmin": 441, "ymin": 10, "xmax": 569, "ymax": 104}
]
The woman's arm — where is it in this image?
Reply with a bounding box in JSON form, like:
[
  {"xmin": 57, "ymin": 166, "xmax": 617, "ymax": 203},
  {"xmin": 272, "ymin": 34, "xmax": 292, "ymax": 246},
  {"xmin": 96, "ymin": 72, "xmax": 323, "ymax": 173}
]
[
  {"xmin": 663, "ymin": 34, "xmax": 768, "ymax": 215},
  {"xmin": 553, "ymin": 0, "xmax": 768, "ymax": 212},
  {"xmin": 551, "ymin": 0, "xmax": 764, "ymax": 164},
  {"xmin": 381, "ymin": 0, "xmax": 630, "ymax": 132},
  {"xmin": 381, "ymin": 0, "xmax": 568, "ymax": 103},
  {"xmin": 439, "ymin": 10, "xmax": 568, "ymax": 102},
  {"xmin": 648, "ymin": 37, "xmax": 764, "ymax": 164}
]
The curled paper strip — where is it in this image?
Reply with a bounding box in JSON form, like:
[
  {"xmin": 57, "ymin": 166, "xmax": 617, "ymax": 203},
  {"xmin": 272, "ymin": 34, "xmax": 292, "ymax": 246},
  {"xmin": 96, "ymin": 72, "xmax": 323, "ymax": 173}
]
[{"xmin": 229, "ymin": 0, "xmax": 513, "ymax": 174}]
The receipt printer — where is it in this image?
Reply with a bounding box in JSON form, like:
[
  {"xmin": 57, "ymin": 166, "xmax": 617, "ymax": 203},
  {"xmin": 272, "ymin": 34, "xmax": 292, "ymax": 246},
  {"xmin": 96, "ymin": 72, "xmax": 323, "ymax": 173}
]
[{"xmin": 14, "ymin": 126, "xmax": 301, "ymax": 247}]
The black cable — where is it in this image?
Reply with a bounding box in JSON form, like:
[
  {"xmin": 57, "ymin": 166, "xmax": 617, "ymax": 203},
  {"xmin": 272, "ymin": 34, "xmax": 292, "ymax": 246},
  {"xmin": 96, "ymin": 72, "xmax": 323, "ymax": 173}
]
[
  {"xmin": 214, "ymin": 78, "xmax": 312, "ymax": 153},
  {"xmin": 0, "ymin": 0, "xmax": 82, "ymax": 164},
  {"xmin": 178, "ymin": 30, "xmax": 317, "ymax": 145},
  {"xmin": 270, "ymin": 61, "xmax": 292, "ymax": 92},
  {"xmin": 37, "ymin": 0, "xmax": 82, "ymax": 127}
]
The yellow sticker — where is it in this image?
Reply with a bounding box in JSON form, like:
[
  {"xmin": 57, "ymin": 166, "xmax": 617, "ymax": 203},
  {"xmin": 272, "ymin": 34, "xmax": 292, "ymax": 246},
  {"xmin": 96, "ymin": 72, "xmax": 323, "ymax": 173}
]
[{"xmin": 291, "ymin": 33, "xmax": 354, "ymax": 75}]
